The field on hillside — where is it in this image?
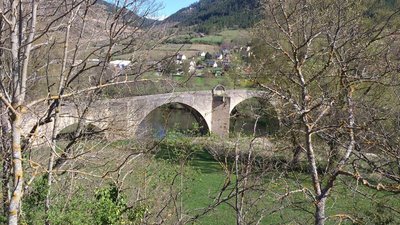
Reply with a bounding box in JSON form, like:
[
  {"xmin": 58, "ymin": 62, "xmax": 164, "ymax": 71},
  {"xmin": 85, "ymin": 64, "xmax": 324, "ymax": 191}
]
[
  {"xmin": 117, "ymin": 43, "xmax": 219, "ymax": 61},
  {"xmin": 190, "ymin": 30, "xmax": 251, "ymax": 46},
  {"xmin": 191, "ymin": 36, "xmax": 224, "ymax": 45},
  {"xmin": 142, "ymin": 29, "xmax": 251, "ymax": 60},
  {"xmin": 156, "ymin": 29, "xmax": 250, "ymax": 49},
  {"xmin": 217, "ymin": 29, "xmax": 251, "ymax": 45}
]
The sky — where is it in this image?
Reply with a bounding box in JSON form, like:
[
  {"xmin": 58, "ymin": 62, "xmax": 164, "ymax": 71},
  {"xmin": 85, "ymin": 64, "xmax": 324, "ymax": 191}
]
[
  {"xmin": 154, "ymin": 0, "xmax": 198, "ymax": 20},
  {"xmin": 105, "ymin": 0, "xmax": 198, "ymax": 20}
]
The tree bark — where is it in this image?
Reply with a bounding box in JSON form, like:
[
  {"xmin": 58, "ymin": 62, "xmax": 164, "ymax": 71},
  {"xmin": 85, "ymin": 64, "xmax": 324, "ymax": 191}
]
[
  {"xmin": 8, "ymin": 0, "xmax": 24, "ymax": 223},
  {"xmin": 315, "ymin": 197, "xmax": 326, "ymax": 225},
  {"xmin": 8, "ymin": 112, "xmax": 23, "ymax": 225},
  {"xmin": 1, "ymin": 104, "xmax": 11, "ymax": 216}
]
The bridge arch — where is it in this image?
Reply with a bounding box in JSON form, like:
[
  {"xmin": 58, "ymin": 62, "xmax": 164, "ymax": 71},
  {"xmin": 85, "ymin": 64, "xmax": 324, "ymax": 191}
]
[
  {"xmin": 55, "ymin": 117, "xmax": 106, "ymax": 140},
  {"xmin": 228, "ymin": 91, "xmax": 274, "ymax": 113},
  {"xmin": 135, "ymin": 102, "xmax": 211, "ymax": 137},
  {"xmin": 56, "ymin": 122, "xmax": 104, "ymax": 140},
  {"xmin": 229, "ymin": 95, "xmax": 280, "ymax": 136},
  {"xmin": 54, "ymin": 116, "xmax": 79, "ymax": 138}
]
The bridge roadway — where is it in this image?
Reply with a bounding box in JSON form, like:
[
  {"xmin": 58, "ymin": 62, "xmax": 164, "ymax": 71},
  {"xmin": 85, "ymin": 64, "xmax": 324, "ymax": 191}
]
[{"xmin": 23, "ymin": 89, "xmax": 279, "ymax": 143}]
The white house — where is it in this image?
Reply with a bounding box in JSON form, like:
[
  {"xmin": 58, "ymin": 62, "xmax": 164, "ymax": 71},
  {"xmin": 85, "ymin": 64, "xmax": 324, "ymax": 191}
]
[
  {"xmin": 110, "ymin": 60, "xmax": 131, "ymax": 69},
  {"xmin": 216, "ymin": 53, "xmax": 223, "ymax": 60},
  {"xmin": 189, "ymin": 65, "xmax": 196, "ymax": 73},
  {"xmin": 177, "ymin": 53, "xmax": 187, "ymax": 61}
]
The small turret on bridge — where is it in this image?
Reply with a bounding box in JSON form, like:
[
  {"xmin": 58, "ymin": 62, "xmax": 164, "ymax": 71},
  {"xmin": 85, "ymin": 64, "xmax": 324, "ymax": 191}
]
[
  {"xmin": 23, "ymin": 86, "xmax": 279, "ymax": 144},
  {"xmin": 211, "ymin": 85, "xmax": 230, "ymax": 137}
]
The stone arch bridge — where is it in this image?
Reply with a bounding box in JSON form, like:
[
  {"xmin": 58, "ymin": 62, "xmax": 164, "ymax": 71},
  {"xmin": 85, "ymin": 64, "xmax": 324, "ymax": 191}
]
[{"xmin": 23, "ymin": 89, "xmax": 280, "ymax": 143}]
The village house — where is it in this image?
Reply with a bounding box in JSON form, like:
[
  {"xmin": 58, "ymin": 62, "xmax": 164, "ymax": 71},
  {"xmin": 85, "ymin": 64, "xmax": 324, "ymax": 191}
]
[
  {"xmin": 205, "ymin": 52, "xmax": 213, "ymax": 60},
  {"xmin": 215, "ymin": 53, "xmax": 223, "ymax": 60},
  {"xmin": 109, "ymin": 60, "xmax": 131, "ymax": 69},
  {"xmin": 189, "ymin": 60, "xmax": 196, "ymax": 73},
  {"xmin": 205, "ymin": 60, "xmax": 216, "ymax": 67},
  {"xmin": 196, "ymin": 64, "xmax": 205, "ymax": 70},
  {"xmin": 222, "ymin": 49, "xmax": 231, "ymax": 56},
  {"xmin": 177, "ymin": 53, "xmax": 187, "ymax": 61},
  {"xmin": 176, "ymin": 53, "xmax": 187, "ymax": 64}
]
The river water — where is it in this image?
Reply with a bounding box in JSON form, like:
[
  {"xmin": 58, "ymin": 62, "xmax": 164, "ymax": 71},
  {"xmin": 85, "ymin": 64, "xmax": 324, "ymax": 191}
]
[
  {"xmin": 137, "ymin": 99, "xmax": 279, "ymax": 138},
  {"xmin": 58, "ymin": 99, "xmax": 280, "ymax": 140}
]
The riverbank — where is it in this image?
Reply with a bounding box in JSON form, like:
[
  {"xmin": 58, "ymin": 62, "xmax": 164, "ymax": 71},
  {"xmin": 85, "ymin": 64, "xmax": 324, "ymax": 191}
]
[{"xmin": 20, "ymin": 136, "xmax": 400, "ymax": 224}]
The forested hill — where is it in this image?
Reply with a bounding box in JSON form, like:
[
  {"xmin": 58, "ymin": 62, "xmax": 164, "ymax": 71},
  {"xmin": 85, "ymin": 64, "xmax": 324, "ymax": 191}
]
[{"xmin": 165, "ymin": 0, "xmax": 260, "ymax": 33}]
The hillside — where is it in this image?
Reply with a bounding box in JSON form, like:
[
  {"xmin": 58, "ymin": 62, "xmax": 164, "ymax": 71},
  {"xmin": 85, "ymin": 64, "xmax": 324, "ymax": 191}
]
[
  {"xmin": 165, "ymin": 0, "xmax": 261, "ymax": 33},
  {"xmin": 96, "ymin": 0, "xmax": 157, "ymax": 26}
]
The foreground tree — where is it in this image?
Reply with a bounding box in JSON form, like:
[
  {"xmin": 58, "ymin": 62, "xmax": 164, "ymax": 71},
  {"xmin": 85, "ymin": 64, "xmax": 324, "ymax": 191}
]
[
  {"xmin": 0, "ymin": 0, "xmax": 165, "ymax": 224},
  {"xmin": 254, "ymin": 0, "xmax": 400, "ymax": 224}
]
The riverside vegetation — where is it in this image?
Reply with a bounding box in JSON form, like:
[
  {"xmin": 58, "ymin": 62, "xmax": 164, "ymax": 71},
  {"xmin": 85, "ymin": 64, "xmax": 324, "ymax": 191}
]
[
  {"xmin": 0, "ymin": 0, "xmax": 399, "ymax": 224},
  {"xmin": 18, "ymin": 133, "xmax": 400, "ymax": 224}
]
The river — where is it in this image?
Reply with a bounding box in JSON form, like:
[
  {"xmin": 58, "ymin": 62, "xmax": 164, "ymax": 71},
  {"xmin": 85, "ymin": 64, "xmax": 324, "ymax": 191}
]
[{"xmin": 137, "ymin": 99, "xmax": 279, "ymax": 138}]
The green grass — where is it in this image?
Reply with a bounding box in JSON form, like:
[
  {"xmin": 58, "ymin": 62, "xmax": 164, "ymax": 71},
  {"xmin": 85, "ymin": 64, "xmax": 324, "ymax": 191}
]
[
  {"xmin": 160, "ymin": 29, "xmax": 249, "ymax": 47},
  {"xmin": 183, "ymin": 172, "xmax": 236, "ymax": 225},
  {"xmin": 154, "ymin": 141, "xmax": 235, "ymax": 224},
  {"xmin": 218, "ymin": 29, "xmax": 251, "ymax": 45},
  {"xmin": 189, "ymin": 29, "xmax": 250, "ymax": 46},
  {"xmin": 191, "ymin": 36, "xmax": 224, "ymax": 45},
  {"xmin": 172, "ymin": 75, "xmax": 254, "ymax": 92},
  {"xmin": 153, "ymin": 137, "xmax": 400, "ymax": 225},
  {"xmin": 25, "ymin": 136, "xmax": 400, "ymax": 224}
]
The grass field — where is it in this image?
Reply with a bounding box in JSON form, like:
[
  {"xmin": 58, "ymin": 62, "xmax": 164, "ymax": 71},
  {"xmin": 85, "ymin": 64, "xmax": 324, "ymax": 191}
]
[
  {"xmin": 129, "ymin": 29, "xmax": 251, "ymax": 61},
  {"xmin": 218, "ymin": 29, "xmax": 251, "ymax": 45},
  {"xmin": 152, "ymin": 135, "xmax": 400, "ymax": 225},
  {"xmin": 191, "ymin": 36, "xmax": 224, "ymax": 45},
  {"xmin": 22, "ymin": 136, "xmax": 400, "ymax": 224},
  {"xmin": 189, "ymin": 30, "xmax": 251, "ymax": 46}
]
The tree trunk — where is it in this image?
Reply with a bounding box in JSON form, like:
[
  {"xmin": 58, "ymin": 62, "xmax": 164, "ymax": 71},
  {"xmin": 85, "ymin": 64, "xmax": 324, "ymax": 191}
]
[
  {"xmin": 234, "ymin": 146, "xmax": 242, "ymax": 225},
  {"xmin": 8, "ymin": 112, "xmax": 23, "ymax": 225},
  {"xmin": 8, "ymin": 0, "xmax": 24, "ymax": 223},
  {"xmin": 315, "ymin": 197, "xmax": 326, "ymax": 225},
  {"xmin": 289, "ymin": 131, "xmax": 302, "ymax": 168},
  {"xmin": 304, "ymin": 122, "xmax": 324, "ymax": 225},
  {"xmin": 1, "ymin": 105, "xmax": 11, "ymax": 216}
]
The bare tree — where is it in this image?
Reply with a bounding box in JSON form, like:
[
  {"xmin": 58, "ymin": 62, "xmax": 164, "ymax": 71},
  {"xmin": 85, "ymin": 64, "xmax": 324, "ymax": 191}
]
[
  {"xmin": 0, "ymin": 0, "xmax": 166, "ymax": 224},
  {"xmin": 253, "ymin": 0, "xmax": 400, "ymax": 224}
]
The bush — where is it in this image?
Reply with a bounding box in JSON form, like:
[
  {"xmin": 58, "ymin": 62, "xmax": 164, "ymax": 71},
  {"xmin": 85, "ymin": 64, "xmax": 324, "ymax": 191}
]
[
  {"xmin": 157, "ymin": 131, "xmax": 204, "ymax": 164},
  {"xmin": 93, "ymin": 184, "xmax": 126, "ymax": 225},
  {"xmin": 21, "ymin": 180, "xmax": 146, "ymax": 225}
]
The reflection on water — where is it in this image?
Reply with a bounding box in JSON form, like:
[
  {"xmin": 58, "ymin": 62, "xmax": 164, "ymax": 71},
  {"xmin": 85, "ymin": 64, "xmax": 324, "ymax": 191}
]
[
  {"xmin": 230, "ymin": 116, "xmax": 278, "ymax": 137},
  {"xmin": 230, "ymin": 97, "xmax": 279, "ymax": 137},
  {"xmin": 138, "ymin": 99, "xmax": 280, "ymax": 139},
  {"xmin": 137, "ymin": 104, "xmax": 208, "ymax": 139}
]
